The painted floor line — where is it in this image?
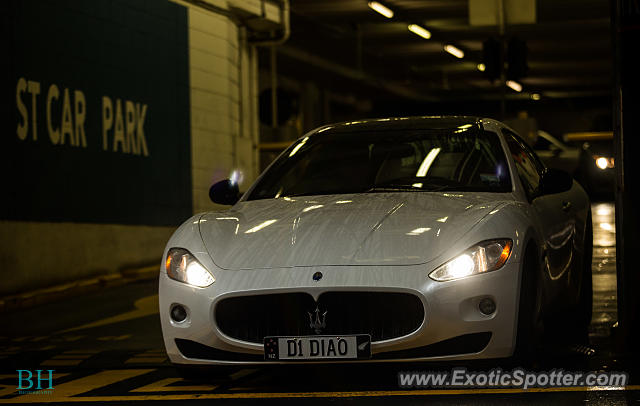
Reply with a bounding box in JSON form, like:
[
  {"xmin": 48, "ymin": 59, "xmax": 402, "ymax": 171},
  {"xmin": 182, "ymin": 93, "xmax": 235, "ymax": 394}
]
[
  {"xmin": 58, "ymin": 295, "xmax": 158, "ymax": 334},
  {"xmin": 131, "ymin": 378, "xmax": 218, "ymax": 393},
  {"xmin": 1, "ymin": 384, "xmax": 639, "ymax": 403}
]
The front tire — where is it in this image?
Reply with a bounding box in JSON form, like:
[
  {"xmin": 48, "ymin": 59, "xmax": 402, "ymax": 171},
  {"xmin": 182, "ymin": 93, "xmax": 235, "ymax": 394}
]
[
  {"xmin": 574, "ymin": 211, "xmax": 593, "ymax": 343},
  {"xmin": 513, "ymin": 245, "xmax": 543, "ymax": 365}
]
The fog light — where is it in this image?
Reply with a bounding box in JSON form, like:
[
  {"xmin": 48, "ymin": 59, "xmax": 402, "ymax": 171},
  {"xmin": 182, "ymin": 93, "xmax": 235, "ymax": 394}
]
[
  {"xmin": 479, "ymin": 298, "xmax": 496, "ymax": 315},
  {"xmin": 596, "ymin": 157, "xmax": 608, "ymax": 170},
  {"xmin": 171, "ymin": 305, "xmax": 187, "ymax": 322}
]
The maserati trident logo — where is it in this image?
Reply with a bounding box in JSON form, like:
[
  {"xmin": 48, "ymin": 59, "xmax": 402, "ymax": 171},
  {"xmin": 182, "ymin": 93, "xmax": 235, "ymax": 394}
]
[{"xmin": 308, "ymin": 306, "xmax": 327, "ymax": 334}]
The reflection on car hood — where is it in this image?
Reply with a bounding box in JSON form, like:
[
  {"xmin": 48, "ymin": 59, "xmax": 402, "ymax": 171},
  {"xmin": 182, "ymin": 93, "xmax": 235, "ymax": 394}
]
[{"xmin": 199, "ymin": 193, "xmax": 506, "ymax": 269}]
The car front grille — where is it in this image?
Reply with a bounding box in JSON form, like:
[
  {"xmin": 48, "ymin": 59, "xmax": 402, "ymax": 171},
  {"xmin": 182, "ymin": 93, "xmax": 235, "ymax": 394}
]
[{"xmin": 215, "ymin": 291, "xmax": 424, "ymax": 344}]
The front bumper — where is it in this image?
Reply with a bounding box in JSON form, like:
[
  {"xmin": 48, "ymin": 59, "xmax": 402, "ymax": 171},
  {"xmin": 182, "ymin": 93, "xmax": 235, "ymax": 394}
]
[{"xmin": 159, "ymin": 261, "xmax": 521, "ymax": 365}]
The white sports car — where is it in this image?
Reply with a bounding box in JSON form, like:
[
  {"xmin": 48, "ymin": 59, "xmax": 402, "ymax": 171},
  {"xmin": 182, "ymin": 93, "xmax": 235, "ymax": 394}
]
[{"xmin": 159, "ymin": 116, "xmax": 592, "ymax": 368}]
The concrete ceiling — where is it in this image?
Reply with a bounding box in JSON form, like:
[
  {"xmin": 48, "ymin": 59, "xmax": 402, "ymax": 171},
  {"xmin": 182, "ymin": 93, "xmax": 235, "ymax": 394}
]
[{"xmin": 277, "ymin": 0, "xmax": 611, "ymax": 102}]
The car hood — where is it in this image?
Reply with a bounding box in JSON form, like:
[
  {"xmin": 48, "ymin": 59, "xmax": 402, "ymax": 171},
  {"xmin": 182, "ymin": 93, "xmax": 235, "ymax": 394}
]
[{"xmin": 199, "ymin": 193, "xmax": 505, "ymax": 270}]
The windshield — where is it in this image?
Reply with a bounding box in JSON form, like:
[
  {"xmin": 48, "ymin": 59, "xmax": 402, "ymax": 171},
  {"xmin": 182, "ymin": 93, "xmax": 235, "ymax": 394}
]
[{"xmin": 247, "ymin": 128, "xmax": 512, "ymax": 200}]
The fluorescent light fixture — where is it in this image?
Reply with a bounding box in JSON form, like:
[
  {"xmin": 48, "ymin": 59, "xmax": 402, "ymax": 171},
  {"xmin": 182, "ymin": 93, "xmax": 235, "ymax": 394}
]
[
  {"xmin": 477, "ymin": 63, "xmax": 486, "ymax": 72},
  {"xmin": 444, "ymin": 44, "xmax": 464, "ymax": 58},
  {"xmin": 506, "ymin": 80, "xmax": 522, "ymax": 92},
  {"xmin": 531, "ymin": 93, "xmax": 541, "ymax": 100},
  {"xmin": 416, "ymin": 147, "xmax": 441, "ymax": 177},
  {"xmin": 408, "ymin": 24, "xmax": 431, "ymax": 39},
  {"xmin": 368, "ymin": 1, "xmax": 394, "ymax": 18}
]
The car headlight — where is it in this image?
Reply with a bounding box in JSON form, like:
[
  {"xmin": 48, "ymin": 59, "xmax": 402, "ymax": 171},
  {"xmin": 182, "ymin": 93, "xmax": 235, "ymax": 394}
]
[
  {"xmin": 165, "ymin": 248, "xmax": 215, "ymax": 287},
  {"xmin": 594, "ymin": 156, "xmax": 614, "ymax": 170},
  {"xmin": 429, "ymin": 239, "xmax": 512, "ymax": 282}
]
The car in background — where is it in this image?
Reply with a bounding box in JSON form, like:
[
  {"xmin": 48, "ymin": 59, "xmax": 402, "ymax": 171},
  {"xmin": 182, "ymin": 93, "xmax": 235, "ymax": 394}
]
[
  {"xmin": 159, "ymin": 116, "xmax": 592, "ymax": 373},
  {"xmin": 566, "ymin": 132, "xmax": 615, "ymax": 199},
  {"xmin": 532, "ymin": 130, "xmax": 580, "ymax": 175}
]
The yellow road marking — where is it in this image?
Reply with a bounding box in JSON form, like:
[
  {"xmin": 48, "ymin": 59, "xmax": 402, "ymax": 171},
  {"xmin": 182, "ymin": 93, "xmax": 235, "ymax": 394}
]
[
  {"xmin": 229, "ymin": 368, "xmax": 257, "ymax": 380},
  {"xmin": 0, "ymin": 385, "xmax": 16, "ymax": 397},
  {"xmin": 47, "ymin": 355, "xmax": 92, "ymax": 360},
  {"xmin": 40, "ymin": 350, "xmax": 99, "ymax": 366},
  {"xmin": 131, "ymin": 378, "xmax": 218, "ymax": 393},
  {"xmin": 228, "ymin": 387, "xmax": 263, "ymax": 391},
  {"xmin": 62, "ymin": 349, "xmax": 99, "ymax": 354},
  {"xmin": 3, "ymin": 369, "xmax": 153, "ymax": 403},
  {"xmin": 0, "ymin": 383, "xmax": 639, "ymax": 403},
  {"xmin": 97, "ymin": 335, "xmax": 132, "ymax": 341},
  {"xmin": 125, "ymin": 357, "xmax": 167, "ymax": 364},
  {"xmin": 61, "ymin": 335, "xmax": 85, "ymax": 342},
  {"xmin": 41, "ymin": 359, "xmax": 91, "ymax": 366},
  {"xmin": 126, "ymin": 349, "xmax": 167, "ymax": 364},
  {"xmin": 59, "ymin": 295, "xmax": 158, "ymax": 333}
]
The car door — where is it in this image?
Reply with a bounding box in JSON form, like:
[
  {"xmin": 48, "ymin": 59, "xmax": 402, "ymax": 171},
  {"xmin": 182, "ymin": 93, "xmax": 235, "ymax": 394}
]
[{"xmin": 503, "ymin": 129, "xmax": 576, "ymax": 300}]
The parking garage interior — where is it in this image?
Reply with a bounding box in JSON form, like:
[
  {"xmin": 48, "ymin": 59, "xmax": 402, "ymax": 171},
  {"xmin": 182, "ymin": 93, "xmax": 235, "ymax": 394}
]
[{"xmin": 1, "ymin": 0, "xmax": 640, "ymax": 404}]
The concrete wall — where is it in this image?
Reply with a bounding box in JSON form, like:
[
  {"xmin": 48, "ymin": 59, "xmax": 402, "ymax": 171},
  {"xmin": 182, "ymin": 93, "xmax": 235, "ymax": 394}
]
[
  {"xmin": 0, "ymin": 222, "xmax": 176, "ymax": 294},
  {"xmin": 187, "ymin": 5, "xmax": 260, "ymax": 213},
  {"xmin": 1, "ymin": 0, "xmax": 277, "ymax": 295}
]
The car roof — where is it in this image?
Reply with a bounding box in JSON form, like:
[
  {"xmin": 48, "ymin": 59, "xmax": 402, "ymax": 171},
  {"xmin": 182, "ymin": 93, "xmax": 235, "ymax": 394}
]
[{"xmin": 314, "ymin": 116, "xmax": 492, "ymax": 134}]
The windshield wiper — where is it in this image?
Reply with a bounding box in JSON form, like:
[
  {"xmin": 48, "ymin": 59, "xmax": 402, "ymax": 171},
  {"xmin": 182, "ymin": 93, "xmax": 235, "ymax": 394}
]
[{"xmin": 365, "ymin": 183, "xmax": 451, "ymax": 193}]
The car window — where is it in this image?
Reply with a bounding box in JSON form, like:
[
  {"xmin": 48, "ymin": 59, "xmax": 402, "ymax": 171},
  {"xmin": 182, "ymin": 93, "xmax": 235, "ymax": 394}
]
[
  {"xmin": 503, "ymin": 129, "xmax": 545, "ymax": 200},
  {"xmin": 533, "ymin": 136, "xmax": 552, "ymax": 150},
  {"xmin": 247, "ymin": 128, "xmax": 512, "ymax": 200},
  {"xmin": 535, "ymin": 131, "xmax": 567, "ymax": 151}
]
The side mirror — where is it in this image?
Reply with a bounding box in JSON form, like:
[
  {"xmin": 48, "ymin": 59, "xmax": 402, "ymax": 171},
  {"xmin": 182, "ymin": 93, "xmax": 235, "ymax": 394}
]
[
  {"xmin": 540, "ymin": 168, "xmax": 573, "ymax": 195},
  {"xmin": 209, "ymin": 179, "xmax": 240, "ymax": 205}
]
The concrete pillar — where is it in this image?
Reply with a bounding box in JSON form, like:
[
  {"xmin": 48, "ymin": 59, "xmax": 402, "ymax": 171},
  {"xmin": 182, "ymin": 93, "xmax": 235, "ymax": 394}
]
[{"xmin": 612, "ymin": 0, "xmax": 640, "ymax": 352}]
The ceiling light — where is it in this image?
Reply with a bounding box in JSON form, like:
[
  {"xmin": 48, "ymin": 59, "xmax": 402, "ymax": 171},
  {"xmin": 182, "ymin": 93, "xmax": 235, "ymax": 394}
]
[
  {"xmin": 506, "ymin": 80, "xmax": 522, "ymax": 92},
  {"xmin": 368, "ymin": 2, "xmax": 394, "ymax": 18},
  {"xmin": 408, "ymin": 24, "xmax": 431, "ymax": 39},
  {"xmin": 531, "ymin": 93, "xmax": 541, "ymax": 100},
  {"xmin": 444, "ymin": 44, "xmax": 464, "ymax": 58},
  {"xmin": 477, "ymin": 63, "xmax": 486, "ymax": 72}
]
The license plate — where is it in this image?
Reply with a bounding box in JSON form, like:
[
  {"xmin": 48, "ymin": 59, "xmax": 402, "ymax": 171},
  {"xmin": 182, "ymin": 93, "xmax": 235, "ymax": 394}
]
[{"xmin": 264, "ymin": 335, "xmax": 371, "ymax": 360}]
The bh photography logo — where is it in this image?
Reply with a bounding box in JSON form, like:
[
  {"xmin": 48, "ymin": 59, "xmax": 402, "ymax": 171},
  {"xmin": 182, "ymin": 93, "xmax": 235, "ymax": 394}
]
[{"xmin": 16, "ymin": 370, "xmax": 55, "ymax": 395}]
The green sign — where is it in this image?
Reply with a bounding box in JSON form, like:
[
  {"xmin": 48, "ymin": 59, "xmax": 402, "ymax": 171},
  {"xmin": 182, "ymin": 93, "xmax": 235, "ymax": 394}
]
[{"xmin": 2, "ymin": 0, "xmax": 191, "ymax": 226}]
